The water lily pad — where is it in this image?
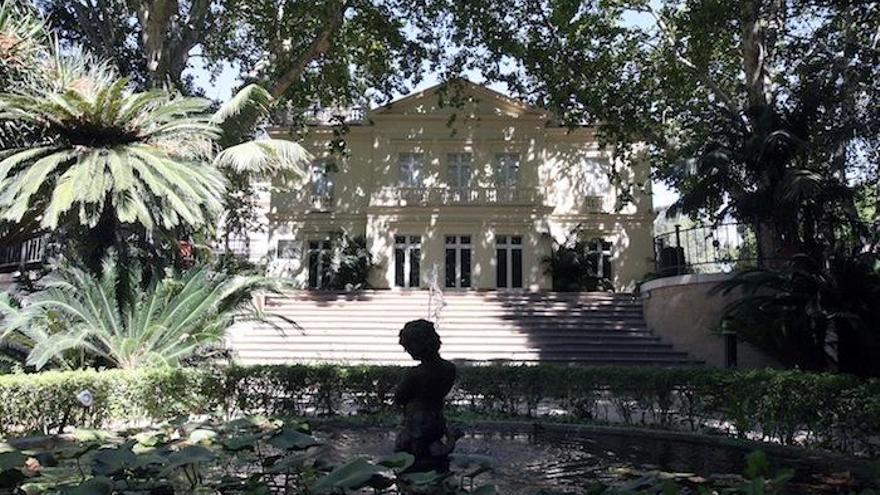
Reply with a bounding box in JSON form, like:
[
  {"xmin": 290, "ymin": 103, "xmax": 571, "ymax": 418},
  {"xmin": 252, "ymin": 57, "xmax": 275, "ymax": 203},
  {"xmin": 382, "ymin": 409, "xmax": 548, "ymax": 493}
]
[
  {"xmin": 472, "ymin": 485, "xmax": 498, "ymax": 495},
  {"xmin": 161, "ymin": 445, "xmax": 216, "ymax": 473},
  {"xmin": 92, "ymin": 444, "xmax": 137, "ymax": 475},
  {"xmin": 0, "ymin": 451, "xmax": 26, "ymax": 470},
  {"xmin": 450, "ymin": 453, "xmax": 494, "ymax": 478},
  {"xmin": 72, "ymin": 429, "xmax": 113, "ymax": 443},
  {"xmin": 133, "ymin": 431, "xmax": 166, "ymax": 447},
  {"xmin": 268, "ymin": 428, "xmax": 321, "ymax": 451},
  {"xmin": 377, "ymin": 452, "xmax": 414, "ymax": 472},
  {"xmin": 222, "ymin": 433, "xmax": 264, "ymax": 452},
  {"xmin": 311, "ymin": 457, "xmax": 384, "ymax": 493},
  {"xmin": 187, "ymin": 429, "xmax": 218, "ymax": 445},
  {"xmin": 61, "ymin": 476, "xmax": 113, "ymax": 495},
  {"xmin": 399, "ymin": 470, "xmax": 450, "ymax": 486}
]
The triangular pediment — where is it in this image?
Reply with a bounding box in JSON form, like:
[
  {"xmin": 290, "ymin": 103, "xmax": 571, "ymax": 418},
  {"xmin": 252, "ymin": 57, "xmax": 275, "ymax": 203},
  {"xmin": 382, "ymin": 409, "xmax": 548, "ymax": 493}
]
[{"xmin": 368, "ymin": 79, "xmax": 551, "ymax": 120}]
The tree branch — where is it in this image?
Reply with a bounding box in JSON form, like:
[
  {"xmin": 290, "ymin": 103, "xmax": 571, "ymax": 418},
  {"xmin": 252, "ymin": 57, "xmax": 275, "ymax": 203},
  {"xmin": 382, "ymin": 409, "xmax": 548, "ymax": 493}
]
[{"xmin": 269, "ymin": 0, "xmax": 349, "ymax": 99}]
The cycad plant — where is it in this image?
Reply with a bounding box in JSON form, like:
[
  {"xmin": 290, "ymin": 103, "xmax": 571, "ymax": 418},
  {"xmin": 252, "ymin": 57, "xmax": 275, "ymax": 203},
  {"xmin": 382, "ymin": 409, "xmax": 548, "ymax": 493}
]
[
  {"xmin": 0, "ymin": 256, "xmax": 285, "ymax": 369},
  {"xmin": 0, "ymin": 59, "xmax": 225, "ymax": 264}
]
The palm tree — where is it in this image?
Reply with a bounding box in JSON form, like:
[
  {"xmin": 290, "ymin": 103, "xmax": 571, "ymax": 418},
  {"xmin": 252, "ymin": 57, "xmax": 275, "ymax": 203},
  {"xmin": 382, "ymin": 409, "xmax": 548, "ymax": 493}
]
[
  {"xmin": 0, "ymin": 256, "xmax": 286, "ymax": 369},
  {"xmin": 0, "ymin": 57, "xmax": 226, "ymax": 267}
]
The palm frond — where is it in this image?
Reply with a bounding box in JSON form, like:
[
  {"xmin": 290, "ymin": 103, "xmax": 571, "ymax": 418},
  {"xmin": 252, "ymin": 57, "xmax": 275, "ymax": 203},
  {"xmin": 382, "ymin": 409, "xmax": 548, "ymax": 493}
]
[
  {"xmin": 0, "ymin": 257, "xmax": 291, "ymax": 369},
  {"xmin": 211, "ymin": 84, "xmax": 274, "ymax": 125},
  {"xmin": 214, "ymin": 139, "xmax": 310, "ymax": 176}
]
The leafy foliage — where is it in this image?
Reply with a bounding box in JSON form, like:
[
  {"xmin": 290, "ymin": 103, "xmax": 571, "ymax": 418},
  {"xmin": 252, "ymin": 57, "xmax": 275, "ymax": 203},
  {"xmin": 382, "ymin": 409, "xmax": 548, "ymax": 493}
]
[
  {"xmin": 0, "ymin": 68, "xmax": 223, "ymax": 229},
  {"xmin": 0, "ymin": 366, "xmax": 878, "ymax": 456},
  {"xmin": 0, "ymin": 256, "xmax": 284, "ymax": 369},
  {"xmin": 715, "ymin": 248, "xmax": 880, "ymax": 377},
  {"xmin": 542, "ymin": 230, "xmax": 613, "ymax": 292},
  {"xmin": 326, "ymin": 233, "xmax": 373, "ymax": 291}
]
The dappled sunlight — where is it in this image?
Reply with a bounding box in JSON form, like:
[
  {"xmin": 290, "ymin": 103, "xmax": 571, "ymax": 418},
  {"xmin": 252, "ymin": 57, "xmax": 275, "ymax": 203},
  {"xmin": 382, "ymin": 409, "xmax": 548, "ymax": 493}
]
[{"xmin": 262, "ymin": 80, "xmax": 654, "ymax": 292}]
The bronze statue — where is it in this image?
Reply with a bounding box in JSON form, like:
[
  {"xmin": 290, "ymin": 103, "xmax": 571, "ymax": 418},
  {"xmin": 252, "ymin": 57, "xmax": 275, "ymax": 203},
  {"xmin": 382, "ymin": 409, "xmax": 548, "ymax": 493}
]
[{"xmin": 394, "ymin": 319, "xmax": 461, "ymax": 472}]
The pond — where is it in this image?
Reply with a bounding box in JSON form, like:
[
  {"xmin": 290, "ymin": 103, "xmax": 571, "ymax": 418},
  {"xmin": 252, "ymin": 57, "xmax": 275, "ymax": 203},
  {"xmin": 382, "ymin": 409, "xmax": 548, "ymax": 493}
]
[{"xmin": 322, "ymin": 422, "xmax": 878, "ymax": 494}]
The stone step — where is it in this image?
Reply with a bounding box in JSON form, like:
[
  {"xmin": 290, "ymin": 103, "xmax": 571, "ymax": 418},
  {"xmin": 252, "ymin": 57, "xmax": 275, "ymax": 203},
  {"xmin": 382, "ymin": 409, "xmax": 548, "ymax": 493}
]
[
  {"xmin": 230, "ymin": 329, "xmax": 662, "ymax": 341},
  {"xmin": 228, "ymin": 290, "xmax": 697, "ymax": 367},
  {"xmin": 257, "ymin": 320, "xmax": 649, "ymax": 331},
  {"xmin": 266, "ymin": 296, "xmax": 642, "ymax": 306},
  {"xmin": 264, "ymin": 306, "xmax": 645, "ymax": 316},
  {"xmin": 231, "ymin": 351, "xmax": 697, "ymax": 365},
  {"xmin": 228, "ymin": 337, "xmax": 675, "ymax": 350}
]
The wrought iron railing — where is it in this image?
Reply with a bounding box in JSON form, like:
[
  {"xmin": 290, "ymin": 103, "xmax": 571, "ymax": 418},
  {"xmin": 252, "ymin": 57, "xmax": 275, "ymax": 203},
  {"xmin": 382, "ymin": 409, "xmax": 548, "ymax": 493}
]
[
  {"xmin": 372, "ymin": 186, "xmax": 540, "ymax": 207},
  {"xmin": 653, "ymin": 222, "xmax": 759, "ymax": 276},
  {"xmin": 0, "ymin": 236, "xmax": 48, "ymax": 272}
]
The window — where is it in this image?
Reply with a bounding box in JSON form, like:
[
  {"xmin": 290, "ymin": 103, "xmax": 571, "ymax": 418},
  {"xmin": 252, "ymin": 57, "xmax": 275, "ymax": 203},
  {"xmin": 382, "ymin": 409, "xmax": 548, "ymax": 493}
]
[
  {"xmin": 398, "ymin": 153, "xmax": 423, "ymax": 187},
  {"xmin": 587, "ymin": 239, "xmax": 613, "ymax": 279},
  {"xmin": 445, "ymin": 235, "xmax": 472, "ymax": 288},
  {"xmin": 496, "ymin": 235, "xmax": 523, "ymax": 289},
  {"xmin": 310, "ymin": 161, "xmax": 335, "ymax": 208},
  {"xmin": 447, "ymin": 153, "xmax": 472, "ymax": 189},
  {"xmin": 307, "ymin": 240, "xmax": 333, "ymax": 289},
  {"xmin": 276, "ymin": 240, "xmax": 299, "ymax": 259},
  {"xmin": 394, "ymin": 235, "xmax": 421, "ymax": 288},
  {"xmin": 494, "ymin": 153, "xmax": 520, "ymax": 188}
]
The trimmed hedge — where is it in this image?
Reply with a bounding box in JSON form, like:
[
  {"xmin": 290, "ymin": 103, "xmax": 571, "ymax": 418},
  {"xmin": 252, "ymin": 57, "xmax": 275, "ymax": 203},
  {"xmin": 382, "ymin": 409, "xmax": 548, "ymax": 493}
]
[{"xmin": 1, "ymin": 365, "xmax": 878, "ymax": 456}]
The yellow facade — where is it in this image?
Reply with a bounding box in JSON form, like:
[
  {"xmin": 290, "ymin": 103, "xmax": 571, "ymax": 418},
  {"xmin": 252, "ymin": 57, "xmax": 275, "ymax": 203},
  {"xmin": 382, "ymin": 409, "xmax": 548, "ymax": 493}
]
[{"xmin": 258, "ymin": 81, "xmax": 655, "ymax": 291}]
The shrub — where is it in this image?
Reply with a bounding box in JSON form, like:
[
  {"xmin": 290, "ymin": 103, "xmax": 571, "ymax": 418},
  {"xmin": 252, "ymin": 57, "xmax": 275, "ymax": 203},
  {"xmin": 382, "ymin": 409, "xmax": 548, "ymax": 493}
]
[{"xmin": 0, "ymin": 365, "xmax": 877, "ymax": 456}]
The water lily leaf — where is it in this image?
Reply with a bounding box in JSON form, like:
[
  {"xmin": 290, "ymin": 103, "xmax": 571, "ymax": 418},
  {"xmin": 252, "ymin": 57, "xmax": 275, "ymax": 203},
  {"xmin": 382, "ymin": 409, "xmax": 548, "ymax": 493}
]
[
  {"xmin": 57, "ymin": 442, "xmax": 101, "ymax": 460},
  {"xmin": 268, "ymin": 427, "xmax": 321, "ymax": 451},
  {"xmin": 132, "ymin": 453, "xmax": 168, "ymax": 470},
  {"xmin": 162, "ymin": 445, "xmax": 215, "ymax": 473},
  {"xmin": 61, "ymin": 476, "xmax": 113, "ymax": 495},
  {"xmin": 187, "ymin": 429, "xmax": 218, "ymax": 445},
  {"xmin": 377, "ymin": 452, "xmax": 414, "ymax": 472},
  {"xmin": 399, "ymin": 470, "xmax": 450, "ymax": 486},
  {"xmin": 0, "ymin": 451, "xmax": 26, "ymax": 470},
  {"xmin": 92, "ymin": 444, "xmax": 137, "ymax": 475},
  {"xmin": 472, "ymin": 485, "xmax": 498, "ymax": 495},
  {"xmin": 222, "ymin": 433, "xmax": 264, "ymax": 452},
  {"xmin": 133, "ymin": 431, "xmax": 166, "ymax": 447},
  {"xmin": 265, "ymin": 452, "xmax": 313, "ymax": 473},
  {"xmin": 450, "ymin": 453, "xmax": 495, "ymax": 478},
  {"xmin": 0, "ymin": 468, "xmax": 26, "ymax": 489},
  {"xmin": 72, "ymin": 429, "xmax": 113, "ymax": 443},
  {"xmin": 311, "ymin": 458, "xmax": 384, "ymax": 493}
]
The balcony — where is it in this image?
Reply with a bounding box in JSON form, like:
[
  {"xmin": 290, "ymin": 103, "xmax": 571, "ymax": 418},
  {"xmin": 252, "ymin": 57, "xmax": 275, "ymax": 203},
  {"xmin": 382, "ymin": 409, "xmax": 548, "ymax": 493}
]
[
  {"xmin": 371, "ymin": 187, "xmax": 541, "ymax": 207},
  {"xmin": 275, "ymin": 106, "xmax": 367, "ymax": 126},
  {"xmin": 0, "ymin": 236, "xmax": 48, "ymax": 272}
]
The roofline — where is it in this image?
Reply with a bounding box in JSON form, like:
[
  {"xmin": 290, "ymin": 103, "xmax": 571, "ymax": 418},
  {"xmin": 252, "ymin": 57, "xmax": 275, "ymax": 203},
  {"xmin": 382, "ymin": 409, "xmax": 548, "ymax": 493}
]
[{"xmin": 368, "ymin": 78, "xmax": 553, "ymax": 119}]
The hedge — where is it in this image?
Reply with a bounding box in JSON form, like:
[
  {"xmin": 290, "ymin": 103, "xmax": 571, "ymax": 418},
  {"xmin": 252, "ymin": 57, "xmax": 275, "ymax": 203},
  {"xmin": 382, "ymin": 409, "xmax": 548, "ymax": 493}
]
[{"xmin": 1, "ymin": 365, "xmax": 878, "ymax": 456}]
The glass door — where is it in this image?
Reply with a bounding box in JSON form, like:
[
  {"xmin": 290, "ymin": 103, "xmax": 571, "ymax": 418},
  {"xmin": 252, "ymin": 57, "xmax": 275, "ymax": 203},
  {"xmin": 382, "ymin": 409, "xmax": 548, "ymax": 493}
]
[
  {"xmin": 307, "ymin": 240, "xmax": 333, "ymax": 289},
  {"xmin": 496, "ymin": 235, "xmax": 523, "ymax": 289},
  {"xmin": 444, "ymin": 235, "xmax": 472, "ymax": 288},
  {"xmin": 394, "ymin": 235, "xmax": 421, "ymax": 288}
]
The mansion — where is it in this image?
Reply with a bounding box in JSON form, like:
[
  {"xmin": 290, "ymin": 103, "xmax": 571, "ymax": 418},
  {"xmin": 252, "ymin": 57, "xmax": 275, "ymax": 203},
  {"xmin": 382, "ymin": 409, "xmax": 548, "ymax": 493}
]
[{"xmin": 245, "ymin": 80, "xmax": 655, "ymax": 292}]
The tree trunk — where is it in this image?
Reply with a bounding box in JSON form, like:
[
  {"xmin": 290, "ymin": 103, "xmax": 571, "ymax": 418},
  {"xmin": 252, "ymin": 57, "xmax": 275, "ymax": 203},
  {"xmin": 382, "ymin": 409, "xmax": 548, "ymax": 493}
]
[{"xmin": 741, "ymin": 0, "xmax": 769, "ymax": 110}]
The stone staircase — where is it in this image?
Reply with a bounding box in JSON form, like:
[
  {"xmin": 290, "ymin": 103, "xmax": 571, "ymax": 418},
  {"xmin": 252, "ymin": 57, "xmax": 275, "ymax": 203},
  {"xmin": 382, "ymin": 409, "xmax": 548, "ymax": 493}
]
[{"xmin": 226, "ymin": 290, "xmax": 699, "ymax": 366}]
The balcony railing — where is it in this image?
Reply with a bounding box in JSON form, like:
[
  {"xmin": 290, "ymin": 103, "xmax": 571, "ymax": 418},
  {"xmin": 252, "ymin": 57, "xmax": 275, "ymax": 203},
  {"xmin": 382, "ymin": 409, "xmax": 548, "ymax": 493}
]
[
  {"xmin": 653, "ymin": 222, "xmax": 758, "ymax": 276},
  {"xmin": 372, "ymin": 187, "xmax": 541, "ymax": 207},
  {"xmin": 0, "ymin": 236, "xmax": 48, "ymax": 272},
  {"xmin": 276, "ymin": 106, "xmax": 367, "ymax": 126},
  {"xmin": 213, "ymin": 235, "xmax": 251, "ymax": 258}
]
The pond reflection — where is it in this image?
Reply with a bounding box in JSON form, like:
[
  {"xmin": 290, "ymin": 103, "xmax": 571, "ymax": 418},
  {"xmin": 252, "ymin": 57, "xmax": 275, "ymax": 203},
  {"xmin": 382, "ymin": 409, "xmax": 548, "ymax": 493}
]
[{"xmin": 321, "ymin": 424, "xmax": 876, "ymax": 494}]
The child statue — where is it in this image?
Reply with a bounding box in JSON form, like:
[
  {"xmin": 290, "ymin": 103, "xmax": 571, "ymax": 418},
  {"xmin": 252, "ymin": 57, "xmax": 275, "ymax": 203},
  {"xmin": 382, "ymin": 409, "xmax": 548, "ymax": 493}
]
[{"xmin": 394, "ymin": 319, "xmax": 462, "ymax": 472}]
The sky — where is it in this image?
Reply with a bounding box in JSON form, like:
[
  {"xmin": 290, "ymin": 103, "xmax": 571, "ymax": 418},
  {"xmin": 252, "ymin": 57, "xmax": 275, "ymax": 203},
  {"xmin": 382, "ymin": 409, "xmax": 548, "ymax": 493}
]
[{"xmin": 185, "ymin": 3, "xmax": 679, "ymax": 210}]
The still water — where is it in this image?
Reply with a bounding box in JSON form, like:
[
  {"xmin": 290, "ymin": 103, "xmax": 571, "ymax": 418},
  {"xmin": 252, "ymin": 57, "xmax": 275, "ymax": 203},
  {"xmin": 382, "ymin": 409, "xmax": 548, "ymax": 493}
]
[{"xmin": 321, "ymin": 423, "xmax": 876, "ymax": 494}]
